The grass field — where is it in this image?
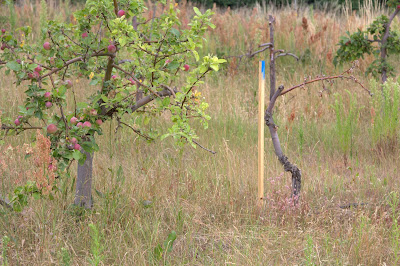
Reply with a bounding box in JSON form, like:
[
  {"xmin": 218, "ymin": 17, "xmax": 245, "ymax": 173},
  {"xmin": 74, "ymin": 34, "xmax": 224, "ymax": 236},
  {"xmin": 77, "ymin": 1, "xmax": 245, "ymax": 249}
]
[{"xmin": 1, "ymin": 0, "xmax": 400, "ymax": 265}]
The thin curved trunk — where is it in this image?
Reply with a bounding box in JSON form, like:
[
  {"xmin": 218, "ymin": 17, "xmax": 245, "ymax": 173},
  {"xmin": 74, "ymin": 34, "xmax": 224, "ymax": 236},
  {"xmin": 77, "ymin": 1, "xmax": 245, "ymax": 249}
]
[
  {"xmin": 74, "ymin": 150, "xmax": 93, "ymax": 209},
  {"xmin": 265, "ymin": 85, "xmax": 301, "ymax": 202}
]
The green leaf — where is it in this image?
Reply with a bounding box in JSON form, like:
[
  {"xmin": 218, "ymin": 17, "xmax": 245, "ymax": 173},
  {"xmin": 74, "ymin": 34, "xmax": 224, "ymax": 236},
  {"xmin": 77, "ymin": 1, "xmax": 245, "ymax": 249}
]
[
  {"xmin": 144, "ymin": 116, "xmax": 150, "ymax": 125},
  {"xmin": 193, "ymin": 7, "xmax": 202, "ymax": 16},
  {"xmin": 210, "ymin": 64, "xmax": 219, "ymax": 71},
  {"xmin": 192, "ymin": 50, "xmax": 199, "ymax": 61},
  {"xmin": 163, "ymin": 231, "xmax": 177, "ymax": 253},
  {"xmin": 89, "ymin": 79, "xmax": 99, "ymax": 86},
  {"xmin": 153, "ymin": 244, "xmax": 163, "ymax": 260},
  {"xmin": 6, "ymin": 61, "xmax": 21, "ymax": 71},
  {"xmin": 170, "ymin": 28, "xmax": 180, "ymax": 38},
  {"xmin": 32, "ymin": 192, "xmax": 40, "ymax": 200},
  {"xmin": 166, "ymin": 60, "xmax": 180, "ymax": 70},
  {"xmin": 72, "ymin": 150, "xmax": 82, "ymax": 161}
]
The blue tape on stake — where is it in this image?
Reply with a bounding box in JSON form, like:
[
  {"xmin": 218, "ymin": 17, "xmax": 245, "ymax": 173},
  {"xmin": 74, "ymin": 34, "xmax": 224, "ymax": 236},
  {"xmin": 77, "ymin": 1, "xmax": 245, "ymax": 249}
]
[{"xmin": 261, "ymin": 60, "xmax": 266, "ymax": 80}]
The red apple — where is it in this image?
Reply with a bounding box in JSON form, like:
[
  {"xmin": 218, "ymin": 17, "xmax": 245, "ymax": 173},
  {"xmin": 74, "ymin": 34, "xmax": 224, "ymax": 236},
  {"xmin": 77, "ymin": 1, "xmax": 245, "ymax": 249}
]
[
  {"xmin": 1, "ymin": 29, "xmax": 5, "ymax": 34},
  {"xmin": 43, "ymin": 42, "xmax": 51, "ymax": 50},
  {"xmin": 47, "ymin": 124, "xmax": 58, "ymax": 134},
  {"xmin": 108, "ymin": 44, "xmax": 116, "ymax": 53},
  {"xmin": 70, "ymin": 117, "xmax": 78, "ymax": 125},
  {"xmin": 129, "ymin": 78, "xmax": 135, "ymax": 85},
  {"xmin": 14, "ymin": 119, "xmax": 21, "ymax": 126},
  {"xmin": 65, "ymin": 80, "xmax": 73, "ymax": 88},
  {"xmin": 83, "ymin": 121, "xmax": 92, "ymax": 128},
  {"xmin": 28, "ymin": 72, "xmax": 35, "ymax": 79},
  {"xmin": 1, "ymin": 43, "xmax": 7, "ymax": 50},
  {"xmin": 45, "ymin": 102, "xmax": 52, "ymax": 108},
  {"xmin": 165, "ymin": 59, "xmax": 171, "ymax": 64},
  {"xmin": 70, "ymin": 137, "xmax": 78, "ymax": 144},
  {"xmin": 73, "ymin": 143, "xmax": 81, "ymax": 150},
  {"xmin": 397, "ymin": 5, "xmax": 400, "ymax": 9},
  {"xmin": 16, "ymin": 59, "xmax": 21, "ymax": 64},
  {"xmin": 44, "ymin": 92, "xmax": 52, "ymax": 99},
  {"xmin": 77, "ymin": 122, "xmax": 83, "ymax": 128},
  {"xmin": 82, "ymin": 32, "xmax": 88, "ymax": 39},
  {"xmin": 35, "ymin": 66, "xmax": 42, "ymax": 73},
  {"xmin": 117, "ymin": 10, "xmax": 125, "ymax": 17},
  {"xmin": 96, "ymin": 119, "xmax": 103, "ymax": 125},
  {"xmin": 184, "ymin": 64, "xmax": 190, "ymax": 71},
  {"xmin": 33, "ymin": 71, "xmax": 40, "ymax": 79}
]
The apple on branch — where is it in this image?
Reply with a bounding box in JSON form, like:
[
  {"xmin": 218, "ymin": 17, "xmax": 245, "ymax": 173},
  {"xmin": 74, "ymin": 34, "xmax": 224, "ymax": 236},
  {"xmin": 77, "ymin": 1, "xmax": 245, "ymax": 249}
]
[
  {"xmin": 47, "ymin": 124, "xmax": 58, "ymax": 134},
  {"xmin": 118, "ymin": 10, "xmax": 125, "ymax": 17},
  {"xmin": 43, "ymin": 42, "xmax": 51, "ymax": 50}
]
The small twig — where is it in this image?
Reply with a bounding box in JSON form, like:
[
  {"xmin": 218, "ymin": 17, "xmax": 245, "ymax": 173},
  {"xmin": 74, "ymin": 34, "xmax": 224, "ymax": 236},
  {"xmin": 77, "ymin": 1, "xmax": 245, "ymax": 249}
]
[
  {"xmin": 180, "ymin": 69, "xmax": 210, "ymax": 108},
  {"xmin": 58, "ymin": 103, "xmax": 69, "ymax": 137},
  {"xmin": 119, "ymin": 121, "xmax": 153, "ymax": 141},
  {"xmin": 112, "ymin": 63, "xmax": 161, "ymax": 98},
  {"xmin": 117, "ymin": 59, "xmax": 134, "ymax": 64},
  {"xmin": 1, "ymin": 125, "xmax": 43, "ymax": 131},
  {"xmin": 192, "ymin": 140, "xmax": 216, "ymax": 154}
]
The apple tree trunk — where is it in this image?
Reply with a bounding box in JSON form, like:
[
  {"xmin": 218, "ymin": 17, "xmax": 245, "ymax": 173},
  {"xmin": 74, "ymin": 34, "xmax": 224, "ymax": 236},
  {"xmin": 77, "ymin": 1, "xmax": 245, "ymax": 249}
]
[{"xmin": 74, "ymin": 150, "xmax": 93, "ymax": 209}]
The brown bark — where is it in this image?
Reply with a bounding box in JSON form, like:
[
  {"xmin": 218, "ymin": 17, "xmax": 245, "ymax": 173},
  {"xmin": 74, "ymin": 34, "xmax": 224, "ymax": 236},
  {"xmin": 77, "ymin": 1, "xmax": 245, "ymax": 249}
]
[
  {"xmin": 265, "ymin": 85, "xmax": 301, "ymax": 201},
  {"xmin": 74, "ymin": 150, "xmax": 94, "ymax": 208}
]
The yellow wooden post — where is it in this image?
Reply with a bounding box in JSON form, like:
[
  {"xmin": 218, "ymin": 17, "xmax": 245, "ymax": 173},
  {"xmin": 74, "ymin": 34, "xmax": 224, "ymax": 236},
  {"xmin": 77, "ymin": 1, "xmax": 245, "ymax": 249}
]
[{"xmin": 258, "ymin": 61, "xmax": 265, "ymax": 205}]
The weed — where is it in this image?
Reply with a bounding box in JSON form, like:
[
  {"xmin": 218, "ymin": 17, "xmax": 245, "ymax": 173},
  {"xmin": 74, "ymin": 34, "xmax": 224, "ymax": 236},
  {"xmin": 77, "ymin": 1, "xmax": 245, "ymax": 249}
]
[
  {"xmin": 304, "ymin": 234, "xmax": 316, "ymax": 266},
  {"xmin": 88, "ymin": 223, "xmax": 104, "ymax": 266},
  {"xmin": 370, "ymin": 79, "xmax": 400, "ymax": 153},
  {"xmin": 388, "ymin": 192, "xmax": 400, "ymax": 265},
  {"xmin": 333, "ymin": 90, "xmax": 359, "ymax": 165},
  {"xmin": 1, "ymin": 236, "xmax": 10, "ymax": 266}
]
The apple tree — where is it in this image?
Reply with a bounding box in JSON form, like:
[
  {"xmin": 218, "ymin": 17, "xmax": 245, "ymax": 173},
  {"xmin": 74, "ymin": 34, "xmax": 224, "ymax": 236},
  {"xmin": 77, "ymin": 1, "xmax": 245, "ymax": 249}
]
[
  {"xmin": 0, "ymin": 0, "xmax": 225, "ymax": 210},
  {"xmin": 334, "ymin": 0, "xmax": 400, "ymax": 83}
]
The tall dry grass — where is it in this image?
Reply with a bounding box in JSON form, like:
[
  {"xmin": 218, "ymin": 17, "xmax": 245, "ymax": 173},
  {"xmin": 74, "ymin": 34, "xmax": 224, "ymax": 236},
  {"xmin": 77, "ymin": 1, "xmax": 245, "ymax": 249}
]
[{"xmin": 1, "ymin": 0, "xmax": 400, "ymax": 265}]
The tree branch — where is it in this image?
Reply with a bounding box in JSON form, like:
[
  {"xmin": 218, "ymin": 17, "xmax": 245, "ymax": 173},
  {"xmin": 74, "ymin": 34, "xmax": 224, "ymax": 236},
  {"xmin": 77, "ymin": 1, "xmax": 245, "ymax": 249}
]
[
  {"xmin": 280, "ymin": 64, "xmax": 372, "ymax": 96},
  {"xmin": 275, "ymin": 52, "xmax": 299, "ymax": 60},
  {"xmin": 192, "ymin": 140, "xmax": 217, "ymax": 154}
]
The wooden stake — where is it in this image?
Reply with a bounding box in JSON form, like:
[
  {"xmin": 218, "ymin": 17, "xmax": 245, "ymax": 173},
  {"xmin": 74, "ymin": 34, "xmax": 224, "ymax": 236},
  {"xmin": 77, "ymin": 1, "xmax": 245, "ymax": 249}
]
[{"xmin": 258, "ymin": 61, "xmax": 265, "ymax": 205}]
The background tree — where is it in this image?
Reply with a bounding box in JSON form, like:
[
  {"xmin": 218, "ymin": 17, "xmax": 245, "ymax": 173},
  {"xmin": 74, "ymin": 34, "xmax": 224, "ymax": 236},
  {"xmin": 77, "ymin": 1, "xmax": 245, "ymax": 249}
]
[
  {"xmin": 334, "ymin": 0, "xmax": 400, "ymax": 84},
  {"xmin": 0, "ymin": 0, "xmax": 225, "ymax": 210}
]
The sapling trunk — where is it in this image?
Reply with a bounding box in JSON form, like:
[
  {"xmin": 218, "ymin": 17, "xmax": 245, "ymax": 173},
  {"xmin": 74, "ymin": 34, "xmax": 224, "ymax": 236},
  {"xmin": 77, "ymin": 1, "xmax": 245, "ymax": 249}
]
[
  {"xmin": 265, "ymin": 85, "xmax": 301, "ymax": 202},
  {"xmin": 74, "ymin": 150, "xmax": 94, "ymax": 208},
  {"xmin": 268, "ymin": 15, "xmax": 276, "ymax": 100},
  {"xmin": 266, "ymin": 18, "xmax": 301, "ymax": 201}
]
